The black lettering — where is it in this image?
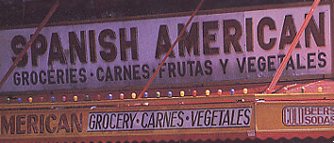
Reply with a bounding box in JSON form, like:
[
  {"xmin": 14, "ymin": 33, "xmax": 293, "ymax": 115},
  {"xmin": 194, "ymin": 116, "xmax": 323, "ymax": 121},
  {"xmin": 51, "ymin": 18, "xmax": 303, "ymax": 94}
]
[
  {"xmin": 48, "ymin": 33, "xmax": 67, "ymax": 65},
  {"xmin": 39, "ymin": 115, "xmax": 44, "ymax": 133},
  {"xmin": 79, "ymin": 68, "xmax": 87, "ymax": 83},
  {"xmin": 31, "ymin": 34, "xmax": 47, "ymax": 66},
  {"xmin": 204, "ymin": 110, "xmax": 211, "ymax": 126},
  {"xmin": 22, "ymin": 71, "xmax": 29, "ymax": 85},
  {"xmin": 11, "ymin": 35, "xmax": 28, "ymax": 67},
  {"xmin": 230, "ymin": 110, "xmax": 237, "ymax": 125},
  {"xmin": 296, "ymin": 54, "xmax": 306, "ymax": 69},
  {"xmin": 257, "ymin": 17, "xmax": 276, "ymax": 50},
  {"xmin": 120, "ymin": 28, "xmax": 138, "ymax": 61},
  {"xmin": 247, "ymin": 57, "xmax": 256, "ymax": 73},
  {"xmin": 178, "ymin": 23, "xmax": 199, "ymax": 57},
  {"xmin": 141, "ymin": 113, "xmax": 148, "ymax": 128},
  {"xmin": 89, "ymin": 30, "xmax": 97, "ymax": 63},
  {"xmin": 267, "ymin": 55, "xmax": 276, "ymax": 71},
  {"xmin": 237, "ymin": 57, "xmax": 246, "ymax": 73},
  {"xmin": 203, "ymin": 21, "xmax": 219, "ymax": 55},
  {"xmin": 89, "ymin": 114, "xmax": 96, "ymax": 129},
  {"xmin": 99, "ymin": 29, "xmax": 117, "ymax": 62},
  {"xmin": 177, "ymin": 111, "xmax": 184, "ymax": 127},
  {"xmin": 71, "ymin": 113, "xmax": 82, "ymax": 132},
  {"xmin": 167, "ymin": 63, "xmax": 176, "ymax": 78},
  {"xmin": 102, "ymin": 114, "xmax": 109, "ymax": 129},
  {"xmin": 219, "ymin": 59, "xmax": 228, "ymax": 74},
  {"xmin": 13, "ymin": 72, "xmax": 21, "ymax": 86},
  {"xmin": 155, "ymin": 25, "xmax": 174, "ymax": 59},
  {"xmin": 27, "ymin": 115, "xmax": 38, "ymax": 134},
  {"xmin": 46, "ymin": 114, "xmax": 56, "ymax": 133},
  {"xmin": 95, "ymin": 114, "xmax": 102, "ymax": 129},
  {"xmin": 30, "ymin": 71, "xmax": 38, "ymax": 85},
  {"xmin": 305, "ymin": 12, "xmax": 325, "ymax": 47},
  {"xmin": 39, "ymin": 70, "xmax": 47, "ymax": 84},
  {"xmin": 110, "ymin": 114, "xmax": 116, "ymax": 129},
  {"xmin": 246, "ymin": 18, "xmax": 253, "ymax": 52},
  {"xmin": 318, "ymin": 52, "xmax": 326, "ymax": 68},
  {"xmin": 1, "ymin": 115, "xmax": 15, "ymax": 134},
  {"xmin": 222, "ymin": 110, "xmax": 230, "ymax": 125},
  {"xmin": 244, "ymin": 109, "xmax": 251, "ymax": 125},
  {"xmin": 279, "ymin": 15, "xmax": 301, "ymax": 50},
  {"xmin": 69, "ymin": 31, "xmax": 87, "ymax": 64},
  {"xmin": 204, "ymin": 60, "xmax": 213, "ymax": 75},
  {"xmin": 224, "ymin": 19, "xmax": 242, "ymax": 53},
  {"xmin": 258, "ymin": 56, "xmax": 266, "ymax": 71},
  {"xmin": 104, "ymin": 67, "xmax": 114, "ymax": 81},
  {"xmin": 57, "ymin": 113, "xmax": 70, "ymax": 133},
  {"xmin": 307, "ymin": 53, "xmax": 316, "ymax": 69},
  {"xmin": 16, "ymin": 115, "xmax": 26, "ymax": 134},
  {"xmin": 237, "ymin": 109, "xmax": 243, "ymax": 125},
  {"xmin": 142, "ymin": 64, "xmax": 150, "ymax": 79},
  {"xmin": 114, "ymin": 66, "xmax": 122, "ymax": 81}
]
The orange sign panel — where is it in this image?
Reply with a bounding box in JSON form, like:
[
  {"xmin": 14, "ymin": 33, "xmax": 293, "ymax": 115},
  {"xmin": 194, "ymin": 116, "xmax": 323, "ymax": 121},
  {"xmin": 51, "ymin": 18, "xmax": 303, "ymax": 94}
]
[
  {"xmin": 0, "ymin": 102, "xmax": 255, "ymax": 140},
  {"xmin": 255, "ymin": 100, "xmax": 334, "ymax": 139}
]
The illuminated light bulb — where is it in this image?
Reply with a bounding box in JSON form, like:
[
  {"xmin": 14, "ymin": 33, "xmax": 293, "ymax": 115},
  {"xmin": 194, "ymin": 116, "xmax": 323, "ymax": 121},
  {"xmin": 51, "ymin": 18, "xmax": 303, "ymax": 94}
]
[
  {"xmin": 131, "ymin": 92, "xmax": 137, "ymax": 99},
  {"xmin": 62, "ymin": 96, "xmax": 67, "ymax": 102},
  {"xmin": 192, "ymin": 90, "xmax": 197, "ymax": 97},
  {"xmin": 85, "ymin": 94, "xmax": 91, "ymax": 101},
  {"xmin": 73, "ymin": 96, "xmax": 78, "ymax": 102},
  {"xmin": 205, "ymin": 90, "xmax": 210, "ymax": 96},
  {"xmin": 301, "ymin": 86, "xmax": 305, "ymax": 93},
  {"xmin": 144, "ymin": 92, "xmax": 149, "ymax": 98},
  {"xmin": 28, "ymin": 97, "xmax": 33, "ymax": 103},
  {"xmin": 180, "ymin": 91, "xmax": 185, "ymax": 97},
  {"xmin": 51, "ymin": 96, "xmax": 56, "ymax": 102},
  {"xmin": 39, "ymin": 96, "xmax": 45, "ymax": 102},
  {"xmin": 317, "ymin": 87, "xmax": 323, "ymax": 93},
  {"xmin": 156, "ymin": 91, "xmax": 161, "ymax": 98},
  {"xmin": 120, "ymin": 93, "xmax": 125, "ymax": 100},
  {"xmin": 243, "ymin": 88, "xmax": 248, "ymax": 94},
  {"xmin": 17, "ymin": 98, "xmax": 22, "ymax": 103},
  {"xmin": 6, "ymin": 97, "xmax": 10, "ymax": 103},
  {"xmin": 283, "ymin": 87, "xmax": 288, "ymax": 93},
  {"xmin": 168, "ymin": 91, "xmax": 173, "ymax": 98},
  {"xmin": 230, "ymin": 88, "xmax": 235, "ymax": 95},
  {"xmin": 107, "ymin": 94, "xmax": 112, "ymax": 100},
  {"xmin": 143, "ymin": 102, "xmax": 149, "ymax": 106},
  {"xmin": 217, "ymin": 89, "xmax": 223, "ymax": 96}
]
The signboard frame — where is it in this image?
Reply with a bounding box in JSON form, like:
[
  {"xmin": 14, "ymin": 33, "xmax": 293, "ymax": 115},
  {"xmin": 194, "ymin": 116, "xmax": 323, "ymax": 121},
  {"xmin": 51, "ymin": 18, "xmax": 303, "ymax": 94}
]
[{"xmin": 0, "ymin": 1, "xmax": 332, "ymax": 95}]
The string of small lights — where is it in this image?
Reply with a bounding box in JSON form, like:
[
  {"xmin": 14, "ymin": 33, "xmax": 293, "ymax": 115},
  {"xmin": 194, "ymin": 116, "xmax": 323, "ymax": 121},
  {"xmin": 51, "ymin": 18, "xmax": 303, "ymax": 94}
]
[{"xmin": 4, "ymin": 86, "xmax": 325, "ymax": 104}]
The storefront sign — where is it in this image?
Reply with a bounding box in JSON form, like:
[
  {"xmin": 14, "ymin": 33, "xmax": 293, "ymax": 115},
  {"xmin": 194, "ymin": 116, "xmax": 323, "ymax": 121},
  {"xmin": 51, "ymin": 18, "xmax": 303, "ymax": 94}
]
[
  {"xmin": 0, "ymin": 112, "xmax": 83, "ymax": 135},
  {"xmin": 283, "ymin": 106, "xmax": 334, "ymax": 126},
  {"xmin": 87, "ymin": 107, "xmax": 252, "ymax": 131},
  {"xmin": 0, "ymin": 4, "xmax": 331, "ymax": 93},
  {"xmin": 256, "ymin": 100, "xmax": 334, "ymax": 133},
  {"xmin": 0, "ymin": 103, "xmax": 254, "ymax": 138}
]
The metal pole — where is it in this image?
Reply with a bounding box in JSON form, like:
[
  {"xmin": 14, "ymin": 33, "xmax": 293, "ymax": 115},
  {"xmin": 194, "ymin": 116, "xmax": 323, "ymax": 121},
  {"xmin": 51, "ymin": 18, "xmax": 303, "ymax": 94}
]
[
  {"xmin": 266, "ymin": 0, "xmax": 321, "ymax": 93},
  {"xmin": 138, "ymin": 0, "xmax": 205, "ymax": 98}
]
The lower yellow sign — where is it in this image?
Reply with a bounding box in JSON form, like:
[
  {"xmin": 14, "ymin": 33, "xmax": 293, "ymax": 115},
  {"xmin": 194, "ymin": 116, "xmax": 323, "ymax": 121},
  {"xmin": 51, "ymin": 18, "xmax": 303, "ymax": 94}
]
[
  {"xmin": 0, "ymin": 102, "xmax": 254, "ymax": 139},
  {"xmin": 1, "ymin": 112, "xmax": 83, "ymax": 135}
]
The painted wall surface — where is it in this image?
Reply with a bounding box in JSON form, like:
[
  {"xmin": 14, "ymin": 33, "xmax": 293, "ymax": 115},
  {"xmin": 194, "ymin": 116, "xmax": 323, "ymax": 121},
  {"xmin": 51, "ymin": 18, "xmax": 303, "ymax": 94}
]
[{"xmin": 0, "ymin": 4, "xmax": 331, "ymax": 93}]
